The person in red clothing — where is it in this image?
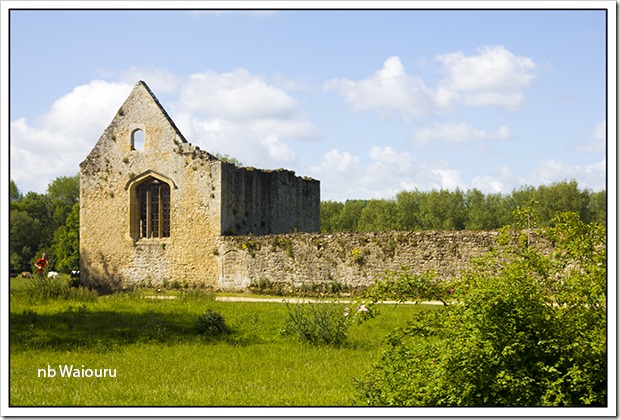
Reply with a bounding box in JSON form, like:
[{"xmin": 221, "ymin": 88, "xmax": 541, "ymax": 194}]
[{"xmin": 34, "ymin": 253, "xmax": 49, "ymax": 275}]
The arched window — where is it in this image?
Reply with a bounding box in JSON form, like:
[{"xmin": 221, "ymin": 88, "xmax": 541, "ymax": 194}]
[
  {"xmin": 132, "ymin": 129, "xmax": 145, "ymax": 151},
  {"xmin": 136, "ymin": 178, "xmax": 170, "ymax": 238}
]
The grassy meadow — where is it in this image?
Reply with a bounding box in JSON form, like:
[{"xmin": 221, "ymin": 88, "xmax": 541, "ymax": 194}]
[{"xmin": 9, "ymin": 276, "xmax": 432, "ymax": 406}]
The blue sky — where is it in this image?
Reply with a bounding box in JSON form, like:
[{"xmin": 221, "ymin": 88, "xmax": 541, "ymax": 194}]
[{"xmin": 6, "ymin": 4, "xmax": 611, "ymax": 201}]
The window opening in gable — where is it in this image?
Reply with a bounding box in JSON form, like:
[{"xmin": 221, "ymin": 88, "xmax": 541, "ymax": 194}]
[
  {"xmin": 132, "ymin": 129, "xmax": 145, "ymax": 151},
  {"xmin": 137, "ymin": 178, "xmax": 170, "ymax": 238}
]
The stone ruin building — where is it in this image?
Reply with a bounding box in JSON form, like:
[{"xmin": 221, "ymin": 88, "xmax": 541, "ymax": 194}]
[
  {"xmin": 80, "ymin": 80, "xmax": 509, "ymax": 293},
  {"xmin": 79, "ymin": 81, "xmax": 320, "ymax": 290}
]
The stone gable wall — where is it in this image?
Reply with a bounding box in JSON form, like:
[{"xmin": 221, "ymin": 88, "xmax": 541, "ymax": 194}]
[
  {"xmin": 79, "ymin": 82, "xmax": 223, "ymax": 290},
  {"xmin": 79, "ymin": 81, "xmax": 321, "ymax": 291}
]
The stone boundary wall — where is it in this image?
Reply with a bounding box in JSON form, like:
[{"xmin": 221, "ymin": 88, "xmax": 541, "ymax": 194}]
[{"xmin": 215, "ymin": 230, "xmax": 503, "ymax": 290}]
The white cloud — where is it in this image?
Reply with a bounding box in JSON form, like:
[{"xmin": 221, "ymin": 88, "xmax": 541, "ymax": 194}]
[
  {"xmin": 10, "ymin": 80, "xmax": 133, "ymax": 193},
  {"xmin": 593, "ymin": 119, "xmax": 606, "ymax": 141},
  {"xmin": 310, "ymin": 146, "xmax": 466, "ymax": 200},
  {"xmin": 325, "ymin": 46, "xmax": 536, "ymax": 122},
  {"xmin": 413, "ymin": 122, "xmax": 511, "ymax": 147},
  {"xmin": 316, "ymin": 149, "xmax": 360, "ymax": 173},
  {"xmin": 577, "ymin": 119, "xmax": 606, "ymax": 153},
  {"xmin": 471, "ymin": 176, "xmax": 505, "ymax": 194},
  {"xmin": 437, "ymin": 45, "xmax": 536, "ymax": 107},
  {"xmin": 181, "ymin": 68, "xmax": 298, "ymax": 120},
  {"xmin": 310, "ymin": 144, "xmax": 606, "ymax": 201},
  {"xmin": 39, "ymin": 80, "xmax": 132, "ymax": 131},
  {"xmin": 259, "ymin": 135, "xmax": 297, "ymax": 163},
  {"xmin": 324, "ymin": 56, "xmax": 448, "ymax": 121},
  {"xmin": 429, "ymin": 168, "xmax": 462, "ymax": 190},
  {"xmin": 533, "ymin": 158, "xmax": 606, "ymax": 191},
  {"xmin": 171, "ymin": 68, "xmax": 320, "ymax": 168}
]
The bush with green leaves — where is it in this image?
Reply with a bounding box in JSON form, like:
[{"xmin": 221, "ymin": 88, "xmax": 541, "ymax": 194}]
[
  {"xmin": 355, "ymin": 211, "xmax": 606, "ymax": 406},
  {"xmin": 197, "ymin": 309, "xmax": 230, "ymax": 337},
  {"xmin": 281, "ymin": 300, "xmax": 355, "ymax": 347}
]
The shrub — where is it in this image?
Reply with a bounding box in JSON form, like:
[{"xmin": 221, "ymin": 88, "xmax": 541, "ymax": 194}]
[
  {"xmin": 281, "ymin": 300, "xmax": 353, "ymax": 347},
  {"xmin": 249, "ymin": 277, "xmax": 284, "ymax": 296},
  {"xmin": 178, "ymin": 288, "xmax": 215, "ymax": 301},
  {"xmin": 197, "ymin": 310, "xmax": 230, "ymax": 337},
  {"xmin": 355, "ymin": 212, "xmax": 607, "ymax": 406},
  {"xmin": 17, "ymin": 275, "xmax": 97, "ymax": 304}
]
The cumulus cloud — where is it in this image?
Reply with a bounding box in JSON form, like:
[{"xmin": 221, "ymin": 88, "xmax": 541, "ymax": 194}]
[
  {"xmin": 436, "ymin": 45, "xmax": 537, "ymax": 107},
  {"xmin": 413, "ymin": 122, "xmax": 511, "ymax": 147},
  {"xmin": 180, "ymin": 68, "xmax": 298, "ymax": 120},
  {"xmin": 471, "ymin": 175, "xmax": 506, "ymax": 194},
  {"xmin": 309, "ymin": 145, "xmax": 466, "ymax": 200},
  {"xmin": 468, "ymin": 157, "xmax": 606, "ymax": 196},
  {"xmin": 173, "ymin": 68, "xmax": 320, "ymax": 168},
  {"xmin": 318, "ymin": 149, "xmax": 360, "ymax": 173},
  {"xmin": 260, "ymin": 135, "xmax": 297, "ymax": 163},
  {"xmin": 533, "ymin": 158, "xmax": 606, "ymax": 191},
  {"xmin": 324, "ymin": 56, "xmax": 449, "ymax": 121},
  {"xmin": 10, "ymin": 80, "xmax": 133, "ymax": 193},
  {"xmin": 325, "ymin": 46, "xmax": 536, "ymax": 121},
  {"xmin": 39, "ymin": 80, "xmax": 133, "ymax": 131}
]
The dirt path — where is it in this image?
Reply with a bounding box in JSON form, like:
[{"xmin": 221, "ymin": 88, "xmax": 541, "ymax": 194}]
[
  {"xmin": 214, "ymin": 296, "xmax": 445, "ymax": 305},
  {"xmin": 144, "ymin": 294, "xmax": 445, "ymax": 305}
]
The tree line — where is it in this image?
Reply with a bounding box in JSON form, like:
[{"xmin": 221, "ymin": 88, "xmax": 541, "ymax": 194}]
[
  {"xmin": 320, "ymin": 180, "xmax": 606, "ymax": 232},
  {"xmin": 10, "ymin": 176, "xmax": 79, "ymax": 275}
]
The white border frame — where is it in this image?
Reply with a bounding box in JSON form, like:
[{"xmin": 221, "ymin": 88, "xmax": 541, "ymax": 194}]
[{"xmin": 1, "ymin": 1, "xmax": 616, "ymax": 417}]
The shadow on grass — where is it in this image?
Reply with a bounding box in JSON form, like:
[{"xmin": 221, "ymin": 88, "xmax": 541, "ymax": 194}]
[{"xmin": 10, "ymin": 308, "xmax": 229, "ymax": 352}]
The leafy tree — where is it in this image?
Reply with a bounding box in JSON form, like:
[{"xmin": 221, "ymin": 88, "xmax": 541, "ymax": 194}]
[
  {"xmin": 51, "ymin": 202, "xmax": 80, "ymax": 273},
  {"xmin": 9, "ymin": 191, "xmax": 54, "ymax": 272},
  {"xmin": 46, "ymin": 175, "xmax": 79, "ymax": 227},
  {"xmin": 356, "ymin": 211, "xmax": 606, "ymax": 406},
  {"xmin": 320, "ymin": 200, "xmax": 345, "ymax": 232},
  {"xmin": 338, "ymin": 200, "xmax": 367, "ymax": 232},
  {"xmin": 319, "ymin": 182, "xmax": 604, "ymax": 233},
  {"xmin": 418, "ymin": 189, "xmax": 466, "ymax": 230},
  {"xmin": 534, "ymin": 180, "xmax": 589, "ymax": 227},
  {"xmin": 10, "ymin": 180, "xmax": 22, "ymax": 202},
  {"xmin": 357, "ymin": 199, "xmax": 399, "ymax": 232},
  {"xmin": 396, "ymin": 190, "xmax": 423, "ymax": 230},
  {"xmin": 9, "ymin": 210, "xmax": 43, "ymax": 273},
  {"xmin": 487, "ymin": 192, "xmax": 514, "ymax": 228},
  {"xmin": 587, "ymin": 189, "xmax": 606, "ymax": 224},
  {"xmin": 465, "ymin": 188, "xmax": 495, "ymax": 230}
]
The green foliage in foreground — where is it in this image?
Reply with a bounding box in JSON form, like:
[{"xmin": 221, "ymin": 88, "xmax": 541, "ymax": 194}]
[
  {"xmin": 281, "ymin": 300, "xmax": 353, "ymax": 346},
  {"xmin": 11, "ymin": 274, "xmax": 98, "ymax": 305},
  {"xmin": 355, "ymin": 212, "xmax": 607, "ymax": 406},
  {"xmin": 197, "ymin": 309, "xmax": 231, "ymax": 337},
  {"xmin": 9, "ymin": 281, "xmax": 430, "ymax": 406}
]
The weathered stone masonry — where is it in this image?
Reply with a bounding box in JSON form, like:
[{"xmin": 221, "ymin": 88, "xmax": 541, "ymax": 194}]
[
  {"xmin": 80, "ymin": 80, "xmax": 507, "ymax": 292},
  {"xmin": 79, "ymin": 81, "xmax": 319, "ymax": 291},
  {"xmin": 215, "ymin": 230, "xmax": 500, "ymax": 290}
]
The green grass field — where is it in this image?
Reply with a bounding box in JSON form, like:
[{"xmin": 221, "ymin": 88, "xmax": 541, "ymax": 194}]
[{"xmin": 9, "ymin": 276, "xmax": 432, "ymax": 406}]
